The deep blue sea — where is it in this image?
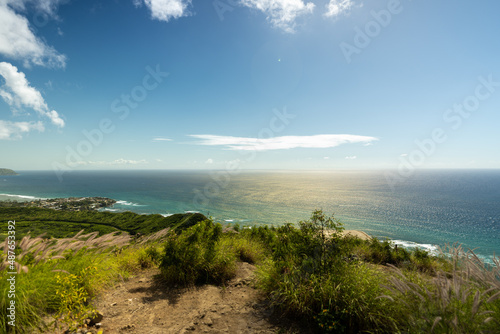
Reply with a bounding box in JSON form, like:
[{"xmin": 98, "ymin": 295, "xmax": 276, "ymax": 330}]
[{"xmin": 1, "ymin": 170, "xmax": 499, "ymax": 261}]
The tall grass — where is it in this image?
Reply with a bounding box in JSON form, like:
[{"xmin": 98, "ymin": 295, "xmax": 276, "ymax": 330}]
[
  {"xmin": 160, "ymin": 219, "xmax": 238, "ymax": 285},
  {"xmin": 0, "ymin": 230, "xmax": 160, "ymax": 333},
  {"xmin": 1, "ymin": 210, "xmax": 498, "ymax": 334},
  {"xmin": 254, "ymin": 211, "xmax": 403, "ymax": 333},
  {"xmin": 251, "ymin": 211, "xmax": 500, "ymax": 333},
  {"xmin": 219, "ymin": 235, "xmax": 268, "ymax": 264},
  {"xmin": 385, "ymin": 245, "xmax": 500, "ymax": 333}
]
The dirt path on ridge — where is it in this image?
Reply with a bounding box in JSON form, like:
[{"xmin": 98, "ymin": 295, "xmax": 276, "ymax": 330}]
[{"xmin": 84, "ymin": 262, "xmax": 304, "ymax": 334}]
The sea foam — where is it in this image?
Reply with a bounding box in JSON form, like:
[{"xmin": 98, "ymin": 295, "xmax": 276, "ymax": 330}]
[
  {"xmin": 115, "ymin": 200, "xmax": 146, "ymax": 207},
  {"xmin": 391, "ymin": 239, "xmax": 439, "ymax": 255},
  {"xmin": 0, "ymin": 193, "xmax": 39, "ymax": 200}
]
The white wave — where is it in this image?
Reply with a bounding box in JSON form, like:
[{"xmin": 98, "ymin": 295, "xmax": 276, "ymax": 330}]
[
  {"xmin": 0, "ymin": 193, "xmax": 39, "ymax": 200},
  {"xmin": 102, "ymin": 208, "xmax": 119, "ymax": 212},
  {"xmin": 225, "ymin": 219, "xmax": 235, "ymax": 222},
  {"xmin": 161, "ymin": 213, "xmax": 174, "ymax": 217},
  {"xmin": 115, "ymin": 200, "xmax": 146, "ymax": 207},
  {"xmin": 480, "ymin": 256, "xmax": 497, "ymax": 266},
  {"xmin": 391, "ymin": 239, "xmax": 439, "ymax": 255},
  {"xmin": 184, "ymin": 210, "xmax": 200, "ymax": 214}
]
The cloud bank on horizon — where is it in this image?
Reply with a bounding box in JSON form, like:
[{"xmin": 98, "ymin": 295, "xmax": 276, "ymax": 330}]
[
  {"xmin": 189, "ymin": 134, "xmax": 378, "ymax": 151},
  {"xmin": 70, "ymin": 158, "xmax": 149, "ymax": 166}
]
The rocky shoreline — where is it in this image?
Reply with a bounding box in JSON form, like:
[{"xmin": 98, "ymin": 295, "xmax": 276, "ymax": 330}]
[{"xmin": 9, "ymin": 197, "xmax": 116, "ymax": 211}]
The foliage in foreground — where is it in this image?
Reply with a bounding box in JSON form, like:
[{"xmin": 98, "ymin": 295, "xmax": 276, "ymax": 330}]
[
  {"xmin": 0, "ymin": 229, "xmax": 165, "ymax": 333},
  {"xmin": 248, "ymin": 211, "xmax": 500, "ymax": 333},
  {"xmin": 156, "ymin": 210, "xmax": 500, "ymax": 333},
  {"xmin": 159, "ymin": 219, "xmax": 267, "ymax": 285},
  {"xmin": 0, "ymin": 209, "xmax": 499, "ymax": 334},
  {"xmin": 251, "ymin": 211, "xmax": 402, "ymax": 333},
  {"xmin": 385, "ymin": 245, "xmax": 500, "ymax": 333}
]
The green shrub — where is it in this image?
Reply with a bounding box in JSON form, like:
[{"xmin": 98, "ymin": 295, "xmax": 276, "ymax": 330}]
[
  {"xmin": 160, "ymin": 219, "xmax": 238, "ymax": 285},
  {"xmin": 255, "ymin": 210, "xmax": 403, "ymax": 332},
  {"xmin": 53, "ymin": 266, "xmax": 98, "ymax": 331},
  {"xmin": 129, "ymin": 245, "xmax": 163, "ymax": 270},
  {"xmin": 240, "ymin": 225, "xmax": 277, "ymax": 251},
  {"xmin": 220, "ymin": 236, "xmax": 267, "ymax": 264}
]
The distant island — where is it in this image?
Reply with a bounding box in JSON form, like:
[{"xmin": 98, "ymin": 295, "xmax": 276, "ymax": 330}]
[{"xmin": 0, "ymin": 168, "xmax": 17, "ymax": 175}]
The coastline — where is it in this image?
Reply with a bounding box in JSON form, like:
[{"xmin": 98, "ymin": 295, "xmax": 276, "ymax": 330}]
[
  {"xmin": 0, "ymin": 191, "xmax": 495, "ymax": 261},
  {"xmin": 0, "ymin": 193, "xmax": 39, "ymax": 201},
  {"xmin": 342, "ymin": 229, "xmax": 372, "ymax": 241},
  {"xmin": 1, "ymin": 170, "xmax": 499, "ymax": 260}
]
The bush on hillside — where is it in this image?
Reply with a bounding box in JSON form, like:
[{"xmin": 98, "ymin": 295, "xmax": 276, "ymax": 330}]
[{"xmin": 160, "ymin": 219, "xmax": 238, "ymax": 285}]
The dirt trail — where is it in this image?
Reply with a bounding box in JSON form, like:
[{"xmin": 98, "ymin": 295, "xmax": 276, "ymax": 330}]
[{"xmin": 88, "ymin": 263, "xmax": 293, "ymax": 334}]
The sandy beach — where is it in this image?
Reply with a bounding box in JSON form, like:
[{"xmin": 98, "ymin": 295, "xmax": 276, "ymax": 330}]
[
  {"xmin": 323, "ymin": 229, "xmax": 372, "ymax": 241},
  {"xmin": 342, "ymin": 229, "xmax": 372, "ymax": 240}
]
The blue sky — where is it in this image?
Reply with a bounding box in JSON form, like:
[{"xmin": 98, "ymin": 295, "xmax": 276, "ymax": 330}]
[{"xmin": 1, "ymin": 0, "xmax": 499, "ymax": 172}]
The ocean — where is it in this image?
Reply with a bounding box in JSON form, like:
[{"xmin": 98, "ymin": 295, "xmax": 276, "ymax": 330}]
[{"xmin": 1, "ymin": 170, "xmax": 499, "ymax": 261}]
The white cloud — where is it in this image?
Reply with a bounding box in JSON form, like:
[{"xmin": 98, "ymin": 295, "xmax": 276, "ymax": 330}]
[
  {"xmin": 0, "ymin": 62, "xmax": 65, "ymax": 127},
  {"xmin": 240, "ymin": 0, "xmax": 315, "ymax": 33},
  {"xmin": 153, "ymin": 137, "xmax": 172, "ymax": 141},
  {"xmin": 110, "ymin": 158, "xmax": 148, "ymax": 165},
  {"xmin": 0, "ymin": 1, "xmax": 66, "ymax": 68},
  {"xmin": 323, "ymin": 156, "xmax": 330, "ymax": 160},
  {"xmin": 324, "ymin": 0, "xmax": 353, "ymax": 18},
  {"xmin": 345, "ymin": 155, "xmax": 357, "ymax": 160},
  {"xmin": 205, "ymin": 158, "xmax": 214, "ymax": 164},
  {"xmin": 190, "ymin": 134, "xmax": 378, "ymax": 151},
  {"xmin": 400, "ymin": 153, "xmax": 408, "ymax": 157},
  {"xmin": 0, "ymin": 120, "xmax": 44, "ymax": 140},
  {"xmin": 35, "ymin": 0, "xmax": 67, "ymax": 17},
  {"xmin": 77, "ymin": 159, "xmax": 149, "ymax": 166},
  {"xmin": 7, "ymin": 0, "xmax": 66, "ymax": 17},
  {"xmin": 136, "ymin": 0, "xmax": 192, "ymax": 22}
]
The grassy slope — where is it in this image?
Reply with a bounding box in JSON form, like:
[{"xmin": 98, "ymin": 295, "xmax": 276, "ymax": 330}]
[
  {"xmin": 1, "ymin": 209, "xmax": 498, "ymax": 333},
  {"xmin": 0, "ymin": 207, "xmax": 206, "ymax": 240}
]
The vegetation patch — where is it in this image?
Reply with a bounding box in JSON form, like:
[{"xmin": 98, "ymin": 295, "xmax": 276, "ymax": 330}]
[
  {"xmin": 160, "ymin": 219, "xmax": 238, "ymax": 286},
  {"xmin": 0, "ymin": 208, "xmax": 498, "ymax": 333},
  {"xmin": 0, "ymin": 207, "xmax": 206, "ymax": 240}
]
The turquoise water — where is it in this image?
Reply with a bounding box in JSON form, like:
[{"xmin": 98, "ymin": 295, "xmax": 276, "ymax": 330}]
[{"xmin": 1, "ymin": 170, "xmax": 499, "ymax": 259}]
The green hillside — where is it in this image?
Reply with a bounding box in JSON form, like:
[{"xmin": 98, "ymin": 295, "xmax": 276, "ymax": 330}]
[
  {"xmin": 0, "ymin": 168, "xmax": 17, "ymax": 176},
  {"xmin": 0, "ymin": 207, "xmax": 206, "ymax": 239}
]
